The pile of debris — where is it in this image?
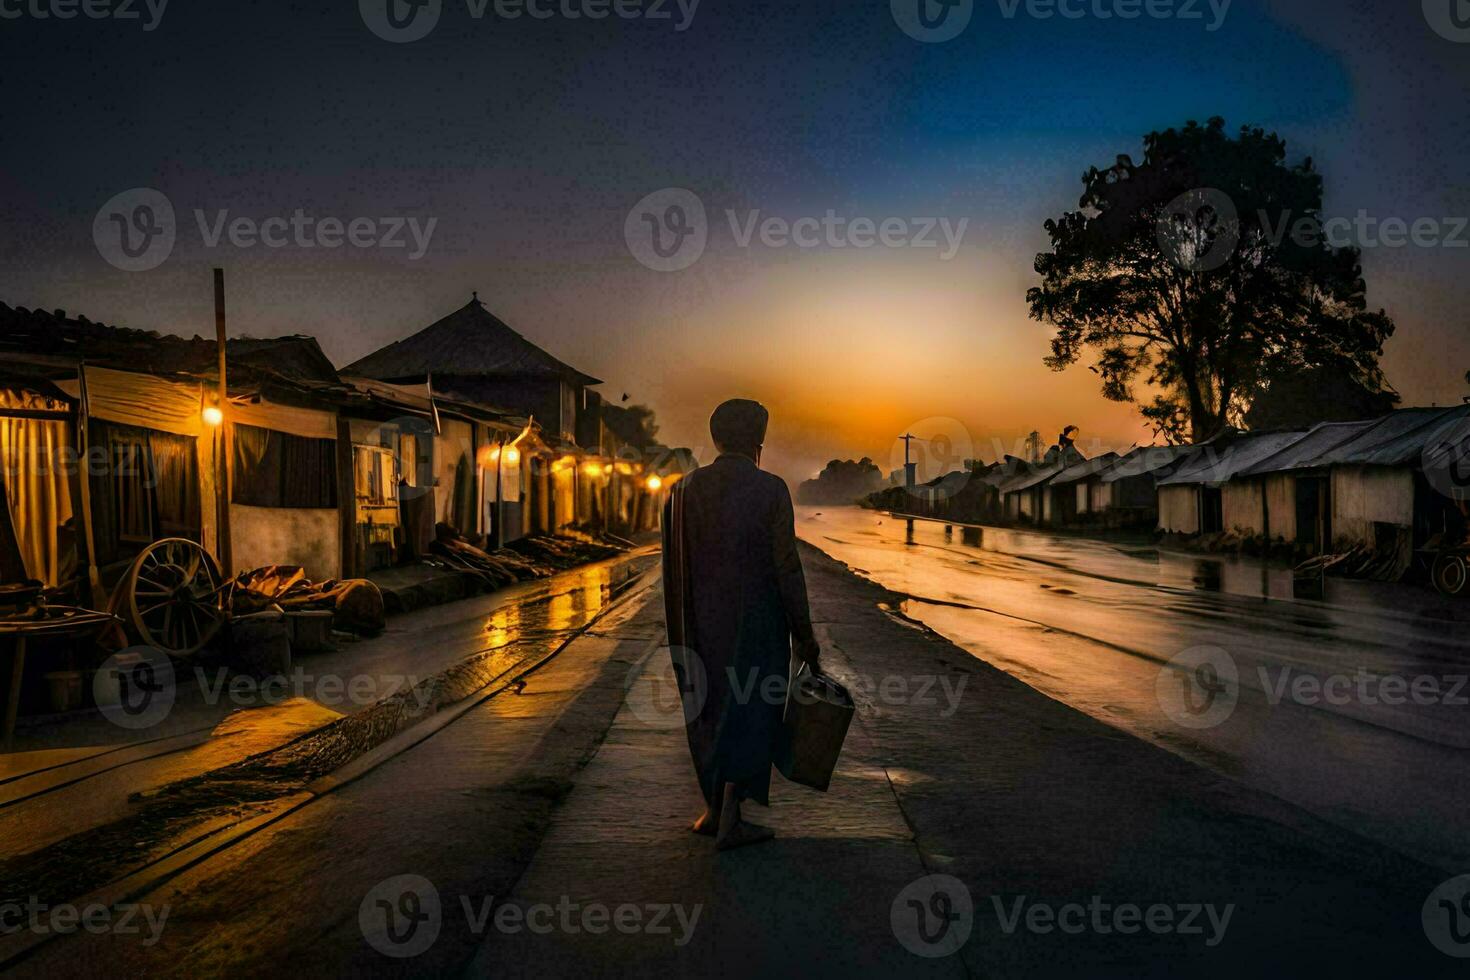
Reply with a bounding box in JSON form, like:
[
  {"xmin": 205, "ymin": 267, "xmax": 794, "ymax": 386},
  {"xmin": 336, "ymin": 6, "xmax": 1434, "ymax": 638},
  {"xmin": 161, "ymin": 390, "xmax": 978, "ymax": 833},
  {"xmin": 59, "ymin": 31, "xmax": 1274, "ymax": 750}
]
[
  {"xmin": 1294, "ymin": 534, "xmax": 1413, "ymax": 584},
  {"xmin": 425, "ymin": 523, "xmax": 628, "ymax": 591},
  {"xmin": 226, "ymin": 566, "xmax": 386, "ymax": 634}
]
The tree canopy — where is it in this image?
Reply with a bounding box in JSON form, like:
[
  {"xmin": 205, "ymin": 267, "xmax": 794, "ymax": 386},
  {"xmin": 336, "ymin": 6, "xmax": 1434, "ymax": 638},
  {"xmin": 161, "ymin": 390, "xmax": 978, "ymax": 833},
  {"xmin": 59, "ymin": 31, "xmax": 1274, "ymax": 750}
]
[
  {"xmin": 601, "ymin": 403, "xmax": 660, "ymax": 449},
  {"xmin": 796, "ymin": 457, "xmax": 884, "ymax": 505},
  {"xmin": 1243, "ymin": 365, "xmax": 1400, "ymax": 431},
  {"xmin": 1028, "ymin": 117, "xmax": 1395, "ymax": 443}
]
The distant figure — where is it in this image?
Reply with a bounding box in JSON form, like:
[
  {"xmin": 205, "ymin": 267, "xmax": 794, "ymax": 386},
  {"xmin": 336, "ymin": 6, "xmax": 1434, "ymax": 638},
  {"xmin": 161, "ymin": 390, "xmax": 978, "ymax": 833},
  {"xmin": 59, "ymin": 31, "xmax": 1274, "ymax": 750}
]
[{"xmin": 661, "ymin": 399, "xmax": 821, "ymax": 850}]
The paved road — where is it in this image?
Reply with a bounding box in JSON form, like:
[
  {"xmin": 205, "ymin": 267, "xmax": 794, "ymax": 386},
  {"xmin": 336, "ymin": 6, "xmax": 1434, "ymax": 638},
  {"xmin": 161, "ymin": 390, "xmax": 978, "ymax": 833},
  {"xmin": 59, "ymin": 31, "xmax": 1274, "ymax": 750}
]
[
  {"xmin": 10, "ymin": 544, "xmax": 1464, "ymax": 977},
  {"xmin": 798, "ymin": 506, "xmax": 1470, "ymax": 873},
  {"xmin": 469, "ymin": 546, "xmax": 1455, "ymax": 978}
]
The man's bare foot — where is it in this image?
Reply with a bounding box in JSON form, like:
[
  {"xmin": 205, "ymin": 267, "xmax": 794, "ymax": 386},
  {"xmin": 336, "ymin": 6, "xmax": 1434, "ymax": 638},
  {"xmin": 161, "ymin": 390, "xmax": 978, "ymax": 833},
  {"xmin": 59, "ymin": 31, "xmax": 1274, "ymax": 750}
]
[
  {"xmin": 691, "ymin": 809, "xmax": 719, "ymax": 836},
  {"xmin": 715, "ymin": 820, "xmax": 775, "ymax": 851}
]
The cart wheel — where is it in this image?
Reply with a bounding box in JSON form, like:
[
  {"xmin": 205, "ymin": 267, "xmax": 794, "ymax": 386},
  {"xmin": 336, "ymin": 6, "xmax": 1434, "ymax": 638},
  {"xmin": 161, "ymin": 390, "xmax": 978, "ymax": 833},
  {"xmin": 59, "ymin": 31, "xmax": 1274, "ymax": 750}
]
[
  {"xmin": 1432, "ymin": 554, "xmax": 1468, "ymax": 597},
  {"xmin": 121, "ymin": 538, "xmax": 226, "ymax": 656}
]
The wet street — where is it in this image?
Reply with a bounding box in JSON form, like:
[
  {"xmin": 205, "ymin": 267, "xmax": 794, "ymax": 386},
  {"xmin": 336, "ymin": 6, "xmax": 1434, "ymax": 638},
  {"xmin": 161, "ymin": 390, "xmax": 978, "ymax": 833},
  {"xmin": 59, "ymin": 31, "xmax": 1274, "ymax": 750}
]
[
  {"xmin": 0, "ymin": 552, "xmax": 659, "ymax": 939},
  {"xmin": 9, "ymin": 540, "xmax": 1455, "ymax": 977},
  {"xmin": 797, "ymin": 506, "xmax": 1470, "ymax": 873}
]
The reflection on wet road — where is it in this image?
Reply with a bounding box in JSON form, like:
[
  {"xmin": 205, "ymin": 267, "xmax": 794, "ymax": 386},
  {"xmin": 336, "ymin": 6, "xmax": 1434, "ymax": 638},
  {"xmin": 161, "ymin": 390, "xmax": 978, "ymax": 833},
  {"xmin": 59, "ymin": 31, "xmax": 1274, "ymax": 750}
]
[
  {"xmin": 0, "ymin": 552, "xmax": 659, "ymax": 870},
  {"xmin": 798, "ymin": 506, "xmax": 1470, "ymax": 872}
]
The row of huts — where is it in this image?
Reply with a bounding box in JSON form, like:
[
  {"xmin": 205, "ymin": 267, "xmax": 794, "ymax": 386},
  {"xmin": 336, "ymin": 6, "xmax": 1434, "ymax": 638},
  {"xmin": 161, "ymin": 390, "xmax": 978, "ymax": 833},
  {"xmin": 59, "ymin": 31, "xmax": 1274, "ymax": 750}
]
[
  {"xmin": 895, "ymin": 407, "xmax": 1470, "ymax": 578},
  {"xmin": 987, "ymin": 405, "xmax": 1470, "ymax": 570},
  {"xmin": 0, "ymin": 296, "xmax": 687, "ymax": 607}
]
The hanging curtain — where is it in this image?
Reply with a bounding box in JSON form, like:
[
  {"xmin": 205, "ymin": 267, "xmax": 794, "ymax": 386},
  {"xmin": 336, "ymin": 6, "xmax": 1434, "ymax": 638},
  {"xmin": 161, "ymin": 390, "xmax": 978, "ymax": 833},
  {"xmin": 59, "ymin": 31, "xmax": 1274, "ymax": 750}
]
[
  {"xmin": 232, "ymin": 423, "xmax": 337, "ymax": 509},
  {"xmin": 0, "ymin": 389, "xmax": 76, "ymax": 586},
  {"xmin": 452, "ymin": 451, "xmax": 474, "ymax": 532},
  {"xmin": 148, "ymin": 430, "xmax": 201, "ymax": 539},
  {"xmin": 87, "ymin": 420, "xmax": 203, "ymax": 567},
  {"xmin": 232, "ymin": 423, "xmax": 283, "ymax": 507},
  {"xmin": 280, "ymin": 432, "xmax": 336, "ymax": 508}
]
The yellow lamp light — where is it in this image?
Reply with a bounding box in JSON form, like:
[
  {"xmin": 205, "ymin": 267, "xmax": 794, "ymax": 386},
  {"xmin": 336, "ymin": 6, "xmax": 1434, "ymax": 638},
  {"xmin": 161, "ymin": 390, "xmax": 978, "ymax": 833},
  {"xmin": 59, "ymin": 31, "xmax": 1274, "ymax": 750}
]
[
  {"xmin": 202, "ymin": 405, "xmax": 223, "ymax": 426},
  {"xmin": 503, "ymin": 446, "xmax": 521, "ymax": 465},
  {"xmin": 583, "ymin": 462, "xmax": 604, "ymax": 477},
  {"xmin": 645, "ymin": 474, "xmax": 663, "ymax": 492}
]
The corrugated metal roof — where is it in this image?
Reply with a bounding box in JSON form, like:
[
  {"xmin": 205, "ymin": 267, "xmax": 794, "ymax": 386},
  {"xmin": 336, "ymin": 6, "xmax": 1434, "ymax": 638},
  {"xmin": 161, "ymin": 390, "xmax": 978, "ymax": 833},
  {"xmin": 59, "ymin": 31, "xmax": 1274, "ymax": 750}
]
[
  {"xmin": 1051, "ymin": 453, "xmax": 1120, "ymax": 487},
  {"xmin": 342, "ymin": 375, "xmax": 522, "ymax": 429},
  {"xmin": 1297, "ymin": 405, "xmax": 1470, "ymax": 468},
  {"xmin": 1421, "ymin": 409, "xmax": 1470, "ymax": 481},
  {"xmin": 1157, "ymin": 430, "xmax": 1307, "ymax": 486},
  {"xmin": 1099, "ymin": 444, "xmax": 1196, "ymax": 484},
  {"xmin": 1000, "ymin": 461, "xmax": 1068, "ymax": 494},
  {"xmin": 974, "ymin": 457, "xmax": 1027, "ymax": 487},
  {"xmin": 1235, "ymin": 418, "xmax": 1379, "ymax": 476}
]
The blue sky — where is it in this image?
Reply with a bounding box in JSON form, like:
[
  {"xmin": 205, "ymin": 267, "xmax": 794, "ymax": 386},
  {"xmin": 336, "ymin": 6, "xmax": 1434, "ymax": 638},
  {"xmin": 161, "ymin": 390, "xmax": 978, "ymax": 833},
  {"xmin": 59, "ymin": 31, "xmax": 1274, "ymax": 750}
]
[{"xmin": 1, "ymin": 0, "xmax": 1465, "ymax": 479}]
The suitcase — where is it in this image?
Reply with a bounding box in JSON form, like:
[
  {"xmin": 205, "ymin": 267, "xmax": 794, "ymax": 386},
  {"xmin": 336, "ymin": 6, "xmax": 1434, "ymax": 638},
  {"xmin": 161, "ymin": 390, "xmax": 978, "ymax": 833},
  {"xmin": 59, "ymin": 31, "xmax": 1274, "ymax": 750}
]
[{"xmin": 776, "ymin": 662, "xmax": 855, "ymax": 792}]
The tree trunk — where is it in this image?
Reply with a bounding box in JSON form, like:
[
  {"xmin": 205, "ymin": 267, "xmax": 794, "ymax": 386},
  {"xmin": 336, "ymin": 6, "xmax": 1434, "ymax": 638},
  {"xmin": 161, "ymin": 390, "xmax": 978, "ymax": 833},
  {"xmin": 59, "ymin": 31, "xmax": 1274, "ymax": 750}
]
[{"xmin": 1185, "ymin": 377, "xmax": 1214, "ymax": 444}]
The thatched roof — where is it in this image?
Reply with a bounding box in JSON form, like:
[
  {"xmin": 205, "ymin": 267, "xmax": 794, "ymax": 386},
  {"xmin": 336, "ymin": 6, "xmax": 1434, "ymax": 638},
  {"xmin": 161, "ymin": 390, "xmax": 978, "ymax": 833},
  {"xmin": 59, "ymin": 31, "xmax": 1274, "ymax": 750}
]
[{"xmin": 343, "ymin": 296, "xmax": 601, "ymax": 386}]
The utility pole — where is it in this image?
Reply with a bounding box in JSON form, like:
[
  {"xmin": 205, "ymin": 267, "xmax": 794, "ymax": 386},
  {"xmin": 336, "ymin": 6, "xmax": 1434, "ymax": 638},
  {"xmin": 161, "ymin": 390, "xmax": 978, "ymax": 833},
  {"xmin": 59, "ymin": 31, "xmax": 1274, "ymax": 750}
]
[
  {"xmin": 213, "ymin": 269, "xmax": 233, "ymax": 575},
  {"xmin": 900, "ymin": 433, "xmax": 918, "ymax": 488}
]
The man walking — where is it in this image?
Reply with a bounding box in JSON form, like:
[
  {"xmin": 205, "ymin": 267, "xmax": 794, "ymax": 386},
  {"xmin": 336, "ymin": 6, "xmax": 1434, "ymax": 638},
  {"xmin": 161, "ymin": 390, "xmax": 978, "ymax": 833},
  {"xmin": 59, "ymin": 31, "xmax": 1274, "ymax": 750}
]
[{"xmin": 661, "ymin": 399, "xmax": 821, "ymax": 850}]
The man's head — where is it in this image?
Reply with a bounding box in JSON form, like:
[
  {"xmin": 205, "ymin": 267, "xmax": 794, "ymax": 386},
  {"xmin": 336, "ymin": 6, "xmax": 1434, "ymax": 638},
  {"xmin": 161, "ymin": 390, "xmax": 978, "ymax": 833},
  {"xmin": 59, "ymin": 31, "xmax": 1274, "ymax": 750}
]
[{"xmin": 709, "ymin": 399, "xmax": 769, "ymax": 461}]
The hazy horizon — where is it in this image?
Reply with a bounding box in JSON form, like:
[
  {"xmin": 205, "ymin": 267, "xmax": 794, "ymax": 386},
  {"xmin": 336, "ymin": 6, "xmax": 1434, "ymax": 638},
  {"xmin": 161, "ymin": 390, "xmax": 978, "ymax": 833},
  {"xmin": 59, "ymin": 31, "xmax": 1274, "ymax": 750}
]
[{"xmin": 4, "ymin": 0, "xmax": 1467, "ymax": 487}]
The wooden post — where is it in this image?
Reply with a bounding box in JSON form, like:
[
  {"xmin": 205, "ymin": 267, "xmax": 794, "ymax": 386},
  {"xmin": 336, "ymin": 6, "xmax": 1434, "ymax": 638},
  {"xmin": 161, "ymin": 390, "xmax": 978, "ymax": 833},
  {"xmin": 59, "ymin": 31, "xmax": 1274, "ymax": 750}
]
[
  {"xmin": 336, "ymin": 415, "xmax": 357, "ymax": 579},
  {"xmin": 494, "ymin": 436, "xmax": 505, "ymax": 550},
  {"xmin": 74, "ymin": 364, "xmax": 103, "ymax": 609},
  {"xmin": 213, "ymin": 269, "xmax": 233, "ymax": 576}
]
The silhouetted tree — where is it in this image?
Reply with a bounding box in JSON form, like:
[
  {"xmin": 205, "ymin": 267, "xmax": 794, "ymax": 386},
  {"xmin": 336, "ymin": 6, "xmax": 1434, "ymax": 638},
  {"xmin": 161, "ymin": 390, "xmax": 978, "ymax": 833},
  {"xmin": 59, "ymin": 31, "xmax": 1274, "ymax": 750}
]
[
  {"xmin": 797, "ymin": 457, "xmax": 883, "ymax": 505},
  {"xmin": 1028, "ymin": 117, "xmax": 1395, "ymax": 444},
  {"xmin": 601, "ymin": 403, "xmax": 660, "ymax": 449},
  {"xmin": 1243, "ymin": 365, "xmax": 1399, "ymax": 431}
]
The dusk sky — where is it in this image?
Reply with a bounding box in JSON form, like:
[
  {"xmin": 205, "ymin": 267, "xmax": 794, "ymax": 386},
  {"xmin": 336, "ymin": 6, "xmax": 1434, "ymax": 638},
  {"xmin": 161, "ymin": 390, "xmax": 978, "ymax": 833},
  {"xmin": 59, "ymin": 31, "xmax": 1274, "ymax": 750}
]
[{"xmin": 3, "ymin": 0, "xmax": 1467, "ymax": 483}]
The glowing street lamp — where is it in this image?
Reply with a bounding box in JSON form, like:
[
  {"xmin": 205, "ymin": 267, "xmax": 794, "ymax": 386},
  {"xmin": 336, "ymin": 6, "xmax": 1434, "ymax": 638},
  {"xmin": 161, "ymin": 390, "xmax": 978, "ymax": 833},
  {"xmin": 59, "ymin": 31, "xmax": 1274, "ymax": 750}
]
[{"xmin": 645, "ymin": 474, "xmax": 663, "ymax": 492}]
